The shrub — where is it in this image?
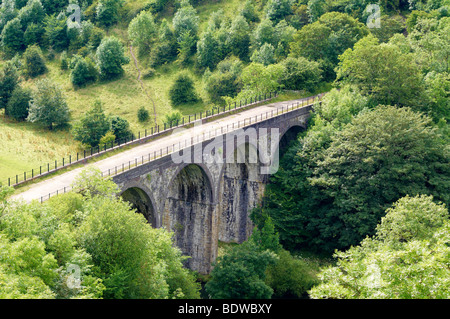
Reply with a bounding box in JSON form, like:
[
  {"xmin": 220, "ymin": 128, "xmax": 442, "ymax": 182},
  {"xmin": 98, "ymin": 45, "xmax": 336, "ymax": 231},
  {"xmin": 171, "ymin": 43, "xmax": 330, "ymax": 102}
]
[
  {"xmin": 6, "ymin": 86, "xmax": 32, "ymax": 121},
  {"xmin": 22, "ymin": 45, "xmax": 47, "ymax": 78},
  {"xmin": 169, "ymin": 72, "xmax": 199, "ymax": 106},
  {"xmin": 70, "ymin": 57, "xmax": 98, "ymax": 88},
  {"xmin": 27, "ymin": 79, "xmax": 70, "ymax": 130},
  {"xmin": 73, "ymin": 101, "xmax": 110, "ymax": 147},
  {"xmin": 96, "ymin": 36, "xmax": 129, "ymax": 80},
  {"xmin": 110, "ymin": 116, "xmax": 133, "ymax": 142},
  {"xmin": 137, "ymin": 106, "xmax": 150, "ymax": 122}
]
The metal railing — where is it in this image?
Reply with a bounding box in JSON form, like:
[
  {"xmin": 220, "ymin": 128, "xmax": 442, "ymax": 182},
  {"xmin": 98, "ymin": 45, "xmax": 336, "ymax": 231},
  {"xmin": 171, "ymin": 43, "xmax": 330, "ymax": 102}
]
[
  {"xmin": 2, "ymin": 92, "xmax": 278, "ymax": 188},
  {"xmin": 37, "ymin": 93, "xmax": 325, "ymax": 203}
]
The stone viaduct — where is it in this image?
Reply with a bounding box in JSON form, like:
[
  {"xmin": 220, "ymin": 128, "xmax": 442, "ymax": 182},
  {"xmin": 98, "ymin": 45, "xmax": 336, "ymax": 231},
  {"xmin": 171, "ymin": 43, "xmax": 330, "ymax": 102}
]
[{"xmin": 112, "ymin": 102, "xmax": 316, "ymax": 275}]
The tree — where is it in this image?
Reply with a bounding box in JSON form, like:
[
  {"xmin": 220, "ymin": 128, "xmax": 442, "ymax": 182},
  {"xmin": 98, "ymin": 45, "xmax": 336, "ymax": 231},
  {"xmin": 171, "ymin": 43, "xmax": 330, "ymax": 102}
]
[
  {"xmin": 264, "ymin": 105, "xmax": 449, "ymax": 253},
  {"xmin": 250, "ymin": 43, "xmax": 276, "ymax": 66},
  {"xmin": 96, "ymin": 37, "xmax": 129, "ymax": 80},
  {"xmin": 279, "ymin": 56, "xmax": 322, "ymax": 91},
  {"xmin": 27, "ymin": 79, "xmax": 71, "ymax": 130},
  {"xmin": 173, "ymin": 0, "xmax": 199, "ymax": 42},
  {"xmin": 137, "ymin": 106, "xmax": 150, "ymax": 123},
  {"xmin": 196, "ymin": 28, "xmax": 219, "ymax": 70},
  {"xmin": 43, "ymin": 13, "xmax": 69, "ymax": 52},
  {"xmin": 266, "ymin": 0, "xmax": 294, "ymax": 24},
  {"xmin": 229, "ymin": 15, "xmax": 251, "ymax": 62},
  {"xmin": 336, "ymin": 34, "xmax": 426, "ymax": 110},
  {"xmin": 169, "ymin": 72, "xmax": 199, "ymax": 106},
  {"xmin": 73, "ymin": 168, "xmax": 200, "ymax": 299},
  {"xmin": 96, "ymin": 0, "xmax": 124, "ymax": 27},
  {"xmin": 1, "ymin": 18, "xmax": 24, "ymax": 54},
  {"xmin": 6, "ymin": 86, "xmax": 32, "ymax": 121},
  {"xmin": 22, "ymin": 45, "xmax": 47, "ymax": 78},
  {"xmin": 0, "ymin": 60, "xmax": 20, "ymax": 113},
  {"xmin": 73, "ymin": 101, "xmax": 110, "ymax": 147},
  {"xmin": 309, "ymin": 195, "xmax": 450, "ymax": 299},
  {"xmin": 70, "ymin": 56, "xmax": 98, "ymax": 88},
  {"xmin": 128, "ymin": 10, "xmax": 157, "ymax": 57},
  {"xmin": 109, "ymin": 116, "xmax": 133, "ymax": 142},
  {"xmin": 205, "ymin": 240, "xmax": 276, "ymax": 299}
]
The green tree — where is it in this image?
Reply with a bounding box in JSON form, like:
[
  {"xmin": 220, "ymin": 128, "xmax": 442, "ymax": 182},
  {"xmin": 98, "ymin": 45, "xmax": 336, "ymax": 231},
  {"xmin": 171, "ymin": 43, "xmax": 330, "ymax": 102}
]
[
  {"xmin": 109, "ymin": 116, "xmax": 133, "ymax": 142},
  {"xmin": 337, "ymin": 34, "xmax": 427, "ymax": 110},
  {"xmin": 43, "ymin": 13, "xmax": 69, "ymax": 52},
  {"xmin": 205, "ymin": 241, "xmax": 276, "ymax": 299},
  {"xmin": 96, "ymin": 36, "xmax": 129, "ymax": 80},
  {"xmin": 251, "ymin": 43, "xmax": 276, "ymax": 66},
  {"xmin": 6, "ymin": 86, "xmax": 32, "ymax": 121},
  {"xmin": 70, "ymin": 56, "xmax": 98, "ymax": 88},
  {"xmin": 1, "ymin": 18, "xmax": 24, "ymax": 54},
  {"xmin": 196, "ymin": 28, "xmax": 219, "ymax": 70},
  {"xmin": 266, "ymin": 105, "xmax": 449, "ymax": 253},
  {"xmin": 73, "ymin": 101, "xmax": 110, "ymax": 147},
  {"xmin": 96, "ymin": 0, "xmax": 124, "ymax": 27},
  {"xmin": 169, "ymin": 72, "xmax": 199, "ymax": 106},
  {"xmin": 27, "ymin": 79, "xmax": 71, "ymax": 130},
  {"xmin": 0, "ymin": 60, "xmax": 20, "ymax": 113},
  {"xmin": 22, "ymin": 45, "xmax": 47, "ymax": 78},
  {"xmin": 309, "ymin": 195, "xmax": 450, "ymax": 299},
  {"xmin": 279, "ymin": 56, "xmax": 322, "ymax": 91},
  {"xmin": 266, "ymin": 0, "xmax": 293, "ymax": 24},
  {"xmin": 128, "ymin": 10, "xmax": 157, "ymax": 57}
]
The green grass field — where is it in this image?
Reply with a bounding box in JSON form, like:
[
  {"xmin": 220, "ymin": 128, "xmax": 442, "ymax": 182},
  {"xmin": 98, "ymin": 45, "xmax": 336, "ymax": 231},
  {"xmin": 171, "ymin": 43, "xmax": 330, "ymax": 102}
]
[{"xmin": 0, "ymin": 0, "xmax": 308, "ymax": 183}]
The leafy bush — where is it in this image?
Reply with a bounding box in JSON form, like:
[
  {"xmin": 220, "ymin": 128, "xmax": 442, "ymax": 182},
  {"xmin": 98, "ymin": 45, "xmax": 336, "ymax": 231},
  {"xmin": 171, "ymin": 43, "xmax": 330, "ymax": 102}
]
[
  {"xmin": 6, "ymin": 86, "xmax": 32, "ymax": 121},
  {"xmin": 27, "ymin": 79, "xmax": 70, "ymax": 130},
  {"xmin": 169, "ymin": 72, "xmax": 199, "ymax": 106},
  {"xmin": 70, "ymin": 57, "xmax": 98, "ymax": 88},
  {"xmin": 73, "ymin": 101, "xmax": 110, "ymax": 147},
  {"xmin": 96, "ymin": 36, "xmax": 130, "ymax": 80},
  {"xmin": 137, "ymin": 106, "xmax": 150, "ymax": 122},
  {"xmin": 22, "ymin": 45, "xmax": 47, "ymax": 78}
]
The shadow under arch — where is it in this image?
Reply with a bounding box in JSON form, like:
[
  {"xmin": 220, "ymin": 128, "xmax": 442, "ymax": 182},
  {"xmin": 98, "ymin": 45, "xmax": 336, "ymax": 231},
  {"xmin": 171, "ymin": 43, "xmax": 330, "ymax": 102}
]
[{"xmin": 120, "ymin": 186, "xmax": 157, "ymax": 228}]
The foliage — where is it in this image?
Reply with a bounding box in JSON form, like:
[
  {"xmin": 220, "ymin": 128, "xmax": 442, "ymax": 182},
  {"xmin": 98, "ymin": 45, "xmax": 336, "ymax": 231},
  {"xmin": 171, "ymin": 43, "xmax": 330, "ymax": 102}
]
[
  {"xmin": 279, "ymin": 56, "xmax": 322, "ymax": 91},
  {"xmin": 205, "ymin": 240, "xmax": 277, "ymax": 299},
  {"xmin": 0, "ymin": 60, "xmax": 20, "ymax": 112},
  {"xmin": 109, "ymin": 115, "xmax": 133, "ymax": 142},
  {"xmin": 22, "ymin": 45, "xmax": 47, "ymax": 78},
  {"xmin": 73, "ymin": 101, "xmax": 110, "ymax": 147},
  {"xmin": 169, "ymin": 72, "xmax": 199, "ymax": 106},
  {"xmin": 95, "ymin": 37, "xmax": 130, "ymax": 80},
  {"xmin": 70, "ymin": 56, "xmax": 98, "ymax": 88},
  {"xmin": 309, "ymin": 195, "xmax": 450, "ymax": 299},
  {"xmin": 0, "ymin": 168, "xmax": 200, "ymax": 299},
  {"xmin": 336, "ymin": 34, "xmax": 427, "ymax": 110},
  {"xmin": 1, "ymin": 18, "xmax": 24, "ymax": 54},
  {"xmin": 263, "ymin": 97, "xmax": 449, "ymax": 253},
  {"xmin": 6, "ymin": 86, "xmax": 32, "ymax": 121},
  {"xmin": 137, "ymin": 106, "xmax": 150, "ymax": 123},
  {"xmin": 128, "ymin": 10, "xmax": 157, "ymax": 57},
  {"xmin": 96, "ymin": 0, "xmax": 125, "ymax": 27},
  {"xmin": 27, "ymin": 79, "xmax": 71, "ymax": 130}
]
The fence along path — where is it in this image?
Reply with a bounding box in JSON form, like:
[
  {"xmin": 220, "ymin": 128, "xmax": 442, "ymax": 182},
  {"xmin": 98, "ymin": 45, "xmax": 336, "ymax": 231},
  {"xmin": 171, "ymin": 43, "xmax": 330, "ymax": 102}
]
[
  {"xmin": 2, "ymin": 92, "xmax": 277, "ymax": 188},
  {"xmin": 10, "ymin": 93, "xmax": 325, "ymax": 204}
]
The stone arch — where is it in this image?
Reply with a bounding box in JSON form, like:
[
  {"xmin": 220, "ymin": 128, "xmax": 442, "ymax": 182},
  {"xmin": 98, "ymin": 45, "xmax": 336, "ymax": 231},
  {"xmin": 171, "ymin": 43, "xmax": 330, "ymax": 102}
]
[
  {"xmin": 120, "ymin": 184, "xmax": 158, "ymax": 228},
  {"xmin": 217, "ymin": 141, "xmax": 265, "ymax": 245},
  {"xmin": 162, "ymin": 164, "xmax": 215, "ymax": 274}
]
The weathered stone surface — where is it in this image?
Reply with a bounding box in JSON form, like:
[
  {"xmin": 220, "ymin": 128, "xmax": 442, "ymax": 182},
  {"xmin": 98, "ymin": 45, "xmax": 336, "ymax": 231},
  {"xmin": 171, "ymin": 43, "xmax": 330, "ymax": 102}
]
[{"xmin": 112, "ymin": 106, "xmax": 312, "ymax": 274}]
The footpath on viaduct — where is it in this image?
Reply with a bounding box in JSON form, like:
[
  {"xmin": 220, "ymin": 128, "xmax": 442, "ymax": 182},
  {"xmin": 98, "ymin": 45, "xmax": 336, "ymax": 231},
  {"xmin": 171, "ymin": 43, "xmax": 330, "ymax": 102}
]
[{"xmin": 11, "ymin": 94, "xmax": 324, "ymax": 274}]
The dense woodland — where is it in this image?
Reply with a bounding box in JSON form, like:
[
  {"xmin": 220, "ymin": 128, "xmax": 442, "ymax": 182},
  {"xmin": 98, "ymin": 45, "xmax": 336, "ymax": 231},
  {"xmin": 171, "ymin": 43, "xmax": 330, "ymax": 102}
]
[{"xmin": 0, "ymin": 0, "xmax": 449, "ymax": 299}]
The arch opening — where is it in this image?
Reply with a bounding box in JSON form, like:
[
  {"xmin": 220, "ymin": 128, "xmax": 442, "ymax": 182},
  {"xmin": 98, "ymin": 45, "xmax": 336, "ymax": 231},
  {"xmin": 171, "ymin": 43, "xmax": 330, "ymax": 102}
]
[{"xmin": 121, "ymin": 187, "xmax": 157, "ymax": 227}]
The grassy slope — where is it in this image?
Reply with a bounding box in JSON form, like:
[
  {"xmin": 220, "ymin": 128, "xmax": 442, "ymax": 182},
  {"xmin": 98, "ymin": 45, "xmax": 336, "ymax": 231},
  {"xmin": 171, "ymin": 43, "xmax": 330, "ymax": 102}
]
[{"xmin": 0, "ymin": 0, "xmax": 298, "ymax": 183}]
